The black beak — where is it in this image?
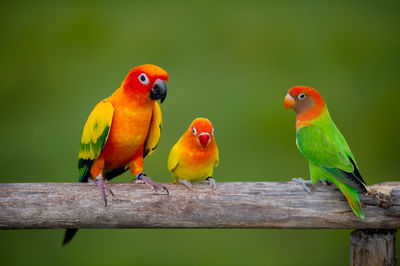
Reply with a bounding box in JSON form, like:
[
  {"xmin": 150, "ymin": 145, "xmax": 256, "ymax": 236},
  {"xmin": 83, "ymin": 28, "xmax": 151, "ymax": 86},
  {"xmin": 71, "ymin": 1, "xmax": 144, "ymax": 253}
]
[{"xmin": 150, "ymin": 79, "xmax": 167, "ymax": 103}]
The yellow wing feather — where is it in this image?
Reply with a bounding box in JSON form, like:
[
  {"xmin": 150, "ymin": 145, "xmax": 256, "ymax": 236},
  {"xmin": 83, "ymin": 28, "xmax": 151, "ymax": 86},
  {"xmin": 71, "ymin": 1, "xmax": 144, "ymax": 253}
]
[
  {"xmin": 78, "ymin": 100, "xmax": 114, "ymax": 161},
  {"xmin": 143, "ymin": 101, "xmax": 162, "ymax": 158},
  {"xmin": 167, "ymin": 143, "xmax": 180, "ymax": 172}
]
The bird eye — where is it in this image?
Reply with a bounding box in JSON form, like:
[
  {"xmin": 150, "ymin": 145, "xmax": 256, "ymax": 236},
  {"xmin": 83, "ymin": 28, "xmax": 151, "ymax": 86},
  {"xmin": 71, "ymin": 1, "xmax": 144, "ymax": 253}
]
[
  {"xmin": 138, "ymin": 73, "xmax": 149, "ymax": 85},
  {"xmin": 192, "ymin": 127, "xmax": 197, "ymax": 135},
  {"xmin": 298, "ymin": 93, "xmax": 306, "ymax": 100},
  {"xmin": 212, "ymin": 127, "xmax": 214, "ymax": 136}
]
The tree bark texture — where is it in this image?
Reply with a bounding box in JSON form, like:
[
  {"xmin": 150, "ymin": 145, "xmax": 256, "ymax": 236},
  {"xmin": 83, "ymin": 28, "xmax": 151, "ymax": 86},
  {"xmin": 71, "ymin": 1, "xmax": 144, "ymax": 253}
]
[
  {"xmin": 0, "ymin": 182, "xmax": 398, "ymax": 229},
  {"xmin": 350, "ymin": 229, "xmax": 397, "ymax": 266}
]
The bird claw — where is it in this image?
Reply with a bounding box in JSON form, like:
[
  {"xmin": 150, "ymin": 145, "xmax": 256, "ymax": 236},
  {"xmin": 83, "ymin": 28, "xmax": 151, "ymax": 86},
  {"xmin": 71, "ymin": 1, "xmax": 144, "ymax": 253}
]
[
  {"xmin": 137, "ymin": 173, "xmax": 169, "ymax": 195},
  {"xmin": 204, "ymin": 177, "xmax": 217, "ymax": 190},
  {"xmin": 178, "ymin": 178, "xmax": 193, "ymax": 190},
  {"xmin": 319, "ymin": 179, "xmax": 328, "ymax": 186},
  {"xmin": 292, "ymin": 177, "xmax": 312, "ymax": 195},
  {"xmin": 89, "ymin": 175, "xmax": 114, "ymax": 206}
]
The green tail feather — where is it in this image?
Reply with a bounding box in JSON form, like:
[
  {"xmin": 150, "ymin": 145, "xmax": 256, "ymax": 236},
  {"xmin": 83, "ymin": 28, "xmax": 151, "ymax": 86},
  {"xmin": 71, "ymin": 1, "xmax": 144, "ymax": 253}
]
[{"xmin": 335, "ymin": 181, "xmax": 365, "ymax": 219}]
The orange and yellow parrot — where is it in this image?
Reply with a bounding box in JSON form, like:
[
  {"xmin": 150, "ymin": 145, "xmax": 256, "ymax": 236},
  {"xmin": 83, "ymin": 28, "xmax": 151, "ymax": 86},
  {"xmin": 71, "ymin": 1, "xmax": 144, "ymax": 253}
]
[
  {"xmin": 63, "ymin": 64, "xmax": 168, "ymax": 245},
  {"xmin": 168, "ymin": 118, "xmax": 219, "ymax": 189}
]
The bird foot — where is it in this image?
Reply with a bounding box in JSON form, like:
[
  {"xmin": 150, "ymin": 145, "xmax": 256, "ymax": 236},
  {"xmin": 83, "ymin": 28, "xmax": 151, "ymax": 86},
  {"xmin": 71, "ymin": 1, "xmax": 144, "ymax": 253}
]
[
  {"xmin": 292, "ymin": 177, "xmax": 312, "ymax": 195},
  {"xmin": 178, "ymin": 178, "xmax": 193, "ymax": 190},
  {"xmin": 319, "ymin": 179, "xmax": 328, "ymax": 186},
  {"xmin": 204, "ymin": 177, "xmax": 217, "ymax": 190},
  {"xmin": 89, "ymin": 175, "xmax": 114, "ymax": 206},
  {"xmin": 137, "ymin": 173, "xmax": 169, "ymax": 195}
]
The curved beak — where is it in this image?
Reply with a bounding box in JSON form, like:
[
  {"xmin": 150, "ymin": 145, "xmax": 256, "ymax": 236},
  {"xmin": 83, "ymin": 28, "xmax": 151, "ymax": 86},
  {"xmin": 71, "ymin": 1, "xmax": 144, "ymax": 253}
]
[
  {"xmin": 284, "ymin": 93, "xmax": 295, "ymax": 109},
  {"xmin": 198, "ymin": 133, "xmax": 210, "ymax": 148},
  {"xmin": 150, "ymin": 79, "xmax": 167, "ymax": 103}
]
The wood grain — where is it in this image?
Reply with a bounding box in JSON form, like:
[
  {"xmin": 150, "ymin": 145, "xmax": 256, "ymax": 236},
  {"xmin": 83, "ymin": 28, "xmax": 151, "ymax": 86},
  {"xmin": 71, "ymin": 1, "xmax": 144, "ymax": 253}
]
[{"xmin": 350, "ymin": 229, "xmax": 397, "ymax": 266}]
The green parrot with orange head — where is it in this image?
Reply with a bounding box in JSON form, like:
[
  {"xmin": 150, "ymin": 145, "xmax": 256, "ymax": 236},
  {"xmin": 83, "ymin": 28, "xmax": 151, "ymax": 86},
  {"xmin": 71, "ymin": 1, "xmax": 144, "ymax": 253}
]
[{"xmin": 285, "ymin": 86, "xmax": 367, "ymax": 219}]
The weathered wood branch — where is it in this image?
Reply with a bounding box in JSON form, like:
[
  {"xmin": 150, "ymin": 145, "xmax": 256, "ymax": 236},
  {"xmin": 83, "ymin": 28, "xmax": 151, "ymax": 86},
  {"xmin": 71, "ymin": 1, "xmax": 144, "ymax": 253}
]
[{"xmin": 0, "ymin": 182, "xmax": 399, "ymax": 229}]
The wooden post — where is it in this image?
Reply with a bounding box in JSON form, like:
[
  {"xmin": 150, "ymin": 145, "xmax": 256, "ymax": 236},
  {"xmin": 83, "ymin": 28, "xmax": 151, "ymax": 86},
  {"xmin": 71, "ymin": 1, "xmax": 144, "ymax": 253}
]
[{"xmin": 350, "ymin": 229, "xmax": 397, "ymax": 266}]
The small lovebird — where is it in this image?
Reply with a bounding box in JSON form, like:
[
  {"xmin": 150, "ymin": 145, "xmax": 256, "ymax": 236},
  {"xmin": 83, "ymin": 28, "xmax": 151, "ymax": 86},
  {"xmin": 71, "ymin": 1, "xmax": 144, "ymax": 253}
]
[
  {"xmin": 284, "ymin": 86, "xmax": 368, "ymax": 219},
  {"xmin": 168, "ymin": 118, "xmax": 219, "ymax": 189},
  {"xmin": 63, "ymin": 64, "xmax": 169, "ymax": 245}
]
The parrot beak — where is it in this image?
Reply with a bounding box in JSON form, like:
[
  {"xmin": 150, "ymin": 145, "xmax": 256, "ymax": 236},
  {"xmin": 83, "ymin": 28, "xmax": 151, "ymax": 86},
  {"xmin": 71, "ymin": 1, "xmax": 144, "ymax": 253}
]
[
  {"xmin": 150, "ymin": 79, "xmax": 167, "ymax": 103},
  {"xmin": 284, "ymin": 93, "xmax": 295, "ymax": 109},
  {"xmin": 198, "ymin": 133, "xmax": 210, "ymax": 148}
]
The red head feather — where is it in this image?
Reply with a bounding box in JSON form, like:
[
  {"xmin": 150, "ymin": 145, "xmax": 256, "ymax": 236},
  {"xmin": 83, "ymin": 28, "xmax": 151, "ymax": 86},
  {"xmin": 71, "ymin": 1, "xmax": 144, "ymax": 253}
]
[
  {"xmin": 122, "ymin": 64, "xmax": 168, "ymax": 97},
  {"xmin": 285, "ymin": 86, "xmax": 326, "ymax": 128}
]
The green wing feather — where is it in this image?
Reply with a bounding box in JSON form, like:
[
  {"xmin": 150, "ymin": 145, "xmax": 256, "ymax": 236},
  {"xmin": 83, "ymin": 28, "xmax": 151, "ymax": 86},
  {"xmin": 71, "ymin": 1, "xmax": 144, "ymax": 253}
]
[
  {"xmin": 78, "ymin": 100, "xmax": 114, "ymax": 182},
  {"xmin": 296, "ymin": 111, "xmax": 367, "ymax": 192},
  {"xmin": 143, "ymin": 102, "xmax": 162, "ymax": 158},
  {"xmin": 309, "ymin": 161, "xmax": 365, "ymax": 219}
]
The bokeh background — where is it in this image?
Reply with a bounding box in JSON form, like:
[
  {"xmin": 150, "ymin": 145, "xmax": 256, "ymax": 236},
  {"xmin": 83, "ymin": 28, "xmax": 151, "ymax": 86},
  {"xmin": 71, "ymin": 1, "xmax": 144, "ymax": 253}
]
[{"xmin": 1, "ymin": 1, "xmax": 399, "ymax": 265}]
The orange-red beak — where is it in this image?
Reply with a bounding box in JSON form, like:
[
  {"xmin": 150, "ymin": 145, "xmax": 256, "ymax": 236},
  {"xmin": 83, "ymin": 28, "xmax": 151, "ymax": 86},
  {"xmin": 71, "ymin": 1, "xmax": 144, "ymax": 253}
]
[
  {"xmin": 284, "ymin": 93, "xmax": 295, "ymax": 109},
  {"xmin": 198, "ymin": 133, "xmax": 210, "ymax": 148}
]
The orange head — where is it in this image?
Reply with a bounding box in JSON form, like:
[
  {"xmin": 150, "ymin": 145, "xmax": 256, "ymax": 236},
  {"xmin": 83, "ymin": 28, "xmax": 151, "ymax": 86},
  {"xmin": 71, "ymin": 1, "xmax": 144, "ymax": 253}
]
[
  {"xmin": 122, "ymin": 64, "xmax": 168, "ymax": 103},
  {"xmin": 284, "ymin": 86, "xmax": 326, "ymax": 124},
  {"xmin": 185, "ymin": 118, "xmax": 215, "ymax": 149}
]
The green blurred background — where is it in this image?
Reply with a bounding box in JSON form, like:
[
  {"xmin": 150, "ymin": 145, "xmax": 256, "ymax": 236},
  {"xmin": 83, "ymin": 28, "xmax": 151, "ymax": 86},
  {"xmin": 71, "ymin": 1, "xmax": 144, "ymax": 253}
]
[{"xmin": 1, "ymin": 0, "xmax": 399, "ymax": 265}]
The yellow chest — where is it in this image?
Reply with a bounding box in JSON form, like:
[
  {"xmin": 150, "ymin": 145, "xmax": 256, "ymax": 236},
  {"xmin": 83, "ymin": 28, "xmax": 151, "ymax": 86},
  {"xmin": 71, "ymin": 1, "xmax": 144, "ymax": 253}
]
[{"xmin": 173, "ymin": 148, "xmax": 217, "ymax": 182}]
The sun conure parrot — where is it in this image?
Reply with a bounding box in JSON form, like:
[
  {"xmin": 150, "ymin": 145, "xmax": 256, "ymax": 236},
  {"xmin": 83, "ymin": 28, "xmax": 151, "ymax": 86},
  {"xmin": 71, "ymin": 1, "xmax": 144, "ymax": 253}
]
[
  {"xmin": 63, "ymin": 64, "xmax": 169, "ymax": 245},
  {"xmin": 284, "ymin": 86, "xmax": 367, "ymax": 219},
  {"xmin": 168, "ymin": 118, "xmax": 219, "ymax": 189}
]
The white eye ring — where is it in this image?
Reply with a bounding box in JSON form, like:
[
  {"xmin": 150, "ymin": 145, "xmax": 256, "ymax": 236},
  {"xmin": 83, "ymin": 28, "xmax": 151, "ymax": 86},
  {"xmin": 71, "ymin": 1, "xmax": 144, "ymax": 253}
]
[
  {"xmin": 298, "ymin": 93, "xmax": 306, "ymax": 100},
  {"xmin": 138, "ymin": 73, "xmax": 149, "ymax": 85},
  {"xmin": 212, "ymin": 127, "xmax": 214, "ymax": 136},
  {"xmin": 192, "ymin": 127, "xmax": 197, "ymax": 135}
]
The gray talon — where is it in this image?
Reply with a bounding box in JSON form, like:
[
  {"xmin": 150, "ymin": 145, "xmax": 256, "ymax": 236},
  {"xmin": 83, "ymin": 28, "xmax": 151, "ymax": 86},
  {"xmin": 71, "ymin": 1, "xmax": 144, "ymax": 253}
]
[
  {"xmin": 140, "ymin": 175, "xmax": 169, "ymax": 195},
  {"xmin": 178, "ymin": 178, "xmax": 193, "ymax": 190},
  {"xmin": 292, "ymin": 177, "xmax": 312, "ymax": 195},
  {"xmin": 89, "ymin": 175, "xmax": 114, "ymax": 206},
  {"xmin": 204, "ymin": 177, "xmax": 217, "ymax": 190},
  {"xmin": 320, "ymin": 179, "xmax": 328, "ymax": 186}
]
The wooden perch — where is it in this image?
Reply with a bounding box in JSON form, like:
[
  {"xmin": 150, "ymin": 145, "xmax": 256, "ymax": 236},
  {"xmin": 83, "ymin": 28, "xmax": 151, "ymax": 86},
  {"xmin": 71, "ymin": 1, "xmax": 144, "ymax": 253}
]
[{"xmin": 0, "ymin": 182, "xmax": 399, "ymax": 229}]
